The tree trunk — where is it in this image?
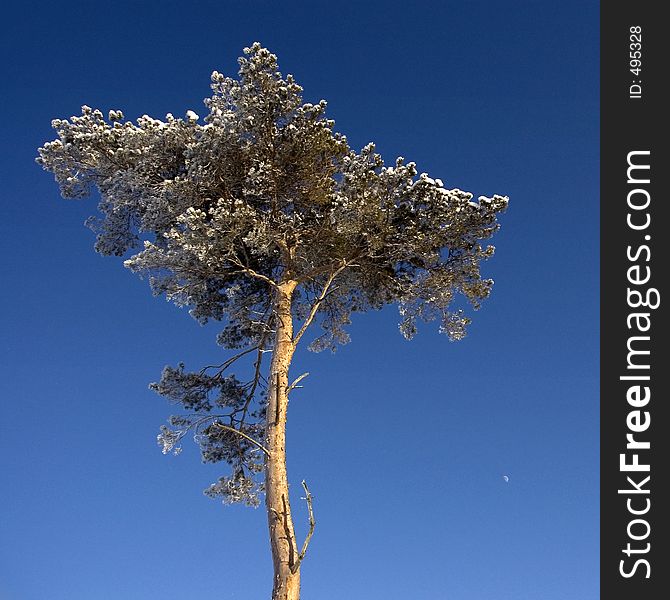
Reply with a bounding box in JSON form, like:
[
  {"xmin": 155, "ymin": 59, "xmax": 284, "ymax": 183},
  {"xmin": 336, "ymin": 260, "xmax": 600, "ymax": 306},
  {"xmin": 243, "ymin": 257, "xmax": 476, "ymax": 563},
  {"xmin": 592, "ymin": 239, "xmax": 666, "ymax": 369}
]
[{"xmin": 265, "ymin": 280, "xmax": 301, "ymax": 600}]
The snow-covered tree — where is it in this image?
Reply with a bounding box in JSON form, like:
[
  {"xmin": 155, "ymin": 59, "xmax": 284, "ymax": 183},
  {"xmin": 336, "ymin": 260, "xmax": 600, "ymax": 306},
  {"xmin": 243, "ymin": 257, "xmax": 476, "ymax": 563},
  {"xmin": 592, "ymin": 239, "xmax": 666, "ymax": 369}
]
[{"xmin": 37, "ymin": 43, "xmax": 507, "ymax": 600}]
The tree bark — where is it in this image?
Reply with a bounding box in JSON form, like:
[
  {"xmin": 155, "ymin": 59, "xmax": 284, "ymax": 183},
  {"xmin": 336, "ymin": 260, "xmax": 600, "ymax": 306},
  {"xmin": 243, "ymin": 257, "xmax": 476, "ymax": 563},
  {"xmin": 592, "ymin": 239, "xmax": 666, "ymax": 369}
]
[{"xmin": 265, "ymin": 280, "xmax": 301, "ymax": 600}]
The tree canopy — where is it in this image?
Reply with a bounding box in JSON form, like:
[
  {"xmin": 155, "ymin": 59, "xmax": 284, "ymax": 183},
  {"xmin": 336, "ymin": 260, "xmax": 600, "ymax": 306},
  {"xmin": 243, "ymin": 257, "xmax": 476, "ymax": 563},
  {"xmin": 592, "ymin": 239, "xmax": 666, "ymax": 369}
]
[{"xmin": 37, "ymin": 42, "xmax": 507, "ymax": 508}]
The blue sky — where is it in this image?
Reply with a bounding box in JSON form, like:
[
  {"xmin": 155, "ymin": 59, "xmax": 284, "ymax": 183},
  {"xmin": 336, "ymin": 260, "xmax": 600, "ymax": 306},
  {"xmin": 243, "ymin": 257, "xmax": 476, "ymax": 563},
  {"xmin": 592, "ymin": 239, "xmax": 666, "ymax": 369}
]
[{"xmin": 0, "ymin": 1, "xmax": 599, "ymax": 598}]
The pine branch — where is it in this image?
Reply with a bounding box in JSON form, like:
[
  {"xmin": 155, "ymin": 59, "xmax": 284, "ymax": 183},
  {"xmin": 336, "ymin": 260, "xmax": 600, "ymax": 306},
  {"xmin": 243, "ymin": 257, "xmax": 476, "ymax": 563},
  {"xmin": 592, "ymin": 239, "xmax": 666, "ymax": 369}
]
[
  {"xmin": 199, "ymin": 345, "xmax": 258, "ymax": 376},
  {"xmin": 293, "ymin": 261, "xmax": 348, "ymax": 347}
]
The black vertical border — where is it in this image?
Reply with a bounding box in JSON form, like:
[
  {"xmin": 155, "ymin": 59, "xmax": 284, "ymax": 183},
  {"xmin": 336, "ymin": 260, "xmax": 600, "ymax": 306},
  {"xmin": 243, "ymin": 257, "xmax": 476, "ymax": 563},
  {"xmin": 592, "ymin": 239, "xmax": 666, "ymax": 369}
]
[{"xmin": 601, "ymin": 3, "xmax": 667, "ymax": 598}]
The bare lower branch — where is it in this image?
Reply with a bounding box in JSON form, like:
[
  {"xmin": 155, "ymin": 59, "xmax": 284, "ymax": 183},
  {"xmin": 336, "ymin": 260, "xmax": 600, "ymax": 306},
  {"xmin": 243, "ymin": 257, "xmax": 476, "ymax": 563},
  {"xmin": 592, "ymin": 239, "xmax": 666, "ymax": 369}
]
[
  {"xmin": 287, "ymin": 372, "xmax": 309, "ymax": 393},
  {"xmin": 291, "ymin": 479, "xmax": 316, "ymax": 574},
  {"xmin": 211, "ymin": 422, "xmax": 271, "ymax": 457}
]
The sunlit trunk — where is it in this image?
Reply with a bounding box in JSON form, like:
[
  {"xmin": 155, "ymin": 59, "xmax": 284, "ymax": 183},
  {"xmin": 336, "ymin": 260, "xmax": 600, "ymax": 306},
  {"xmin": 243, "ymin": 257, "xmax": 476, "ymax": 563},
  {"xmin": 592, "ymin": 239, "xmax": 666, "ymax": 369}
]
[{"xmin": 265, "ymin": 280, "xmax": 301, "ymax": 600}]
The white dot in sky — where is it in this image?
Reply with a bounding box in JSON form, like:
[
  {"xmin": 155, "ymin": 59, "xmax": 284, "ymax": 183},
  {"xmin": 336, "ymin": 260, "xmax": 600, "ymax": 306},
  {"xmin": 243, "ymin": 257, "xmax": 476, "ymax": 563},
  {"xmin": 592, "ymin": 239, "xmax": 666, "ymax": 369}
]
[{"xmin": 503, "ymin": 475, "xmax": 509, "ymax": 483}]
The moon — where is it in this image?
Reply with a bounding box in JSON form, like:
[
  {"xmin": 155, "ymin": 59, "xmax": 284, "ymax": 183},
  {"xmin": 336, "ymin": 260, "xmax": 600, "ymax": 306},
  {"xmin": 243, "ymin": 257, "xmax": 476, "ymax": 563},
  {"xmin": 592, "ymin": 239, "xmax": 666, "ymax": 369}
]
[{"xmin": 503, "ymin": 475, "xmax": 509, "ymax": 482}]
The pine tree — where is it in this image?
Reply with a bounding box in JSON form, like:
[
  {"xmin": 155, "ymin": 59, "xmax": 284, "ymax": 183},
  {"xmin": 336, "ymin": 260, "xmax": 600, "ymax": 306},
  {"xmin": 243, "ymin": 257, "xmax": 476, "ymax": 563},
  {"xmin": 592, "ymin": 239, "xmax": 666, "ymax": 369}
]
[{"xmin": 37, "ymin": 43, "xmax": 507, "ymax": 600}]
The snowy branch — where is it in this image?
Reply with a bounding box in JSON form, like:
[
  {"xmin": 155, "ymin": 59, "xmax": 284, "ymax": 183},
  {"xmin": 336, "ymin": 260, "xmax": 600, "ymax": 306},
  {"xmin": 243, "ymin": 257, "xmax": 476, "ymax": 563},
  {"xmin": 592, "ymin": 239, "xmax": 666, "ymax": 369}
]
[{"xmin": 227, "ymin": 256, "xmax": 280, "ymax": 289}]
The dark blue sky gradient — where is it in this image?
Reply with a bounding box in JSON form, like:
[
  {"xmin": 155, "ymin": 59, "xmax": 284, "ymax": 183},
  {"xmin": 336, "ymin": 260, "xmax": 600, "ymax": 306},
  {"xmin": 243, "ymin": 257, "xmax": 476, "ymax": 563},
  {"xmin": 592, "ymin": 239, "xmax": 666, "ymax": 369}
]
[{"xmin": 1, "ymin": 2, "xmax": 598, "ymax": 598}]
